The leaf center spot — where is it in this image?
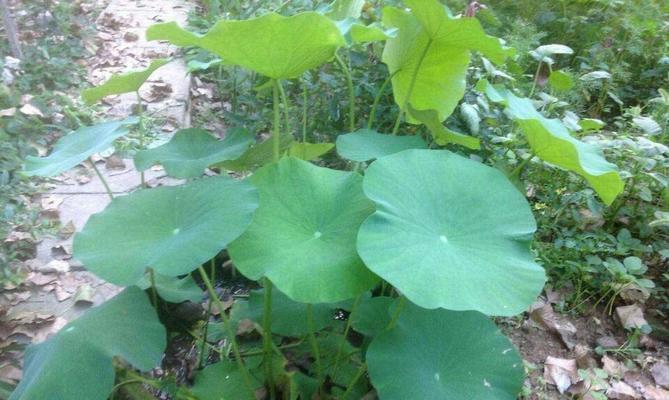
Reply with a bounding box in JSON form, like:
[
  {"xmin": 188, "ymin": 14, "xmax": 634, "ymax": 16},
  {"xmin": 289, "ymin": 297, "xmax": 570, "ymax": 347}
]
[
  {"xmin": 439, "ymin": 235, "xmax": 448, "ymax": 244},
  {"xmin": 172, "ymin": 228, "xmax": 180, "ymax": 235},
  {"xmin": 434, "ymin": 372, "xmax": 440, "ymax": 381},
  {"xmin": 313, "ymin": 231, "xmax": 322, "ymax": 239}
]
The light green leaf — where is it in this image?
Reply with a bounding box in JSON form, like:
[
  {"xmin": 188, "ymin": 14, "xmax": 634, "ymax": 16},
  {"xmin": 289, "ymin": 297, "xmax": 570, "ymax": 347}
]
[
  {"xmin": 138, "ymin": 273, "xmax": 203, "ymax": 303},
  {"xmin": 534, "ymin": 44, "xmax": 573, "ymax": 57},
  {"xmin": 349, "ymin": 296, "xmax": 394, "ymax": 337},
  {"xmin": 326, "ymin": 0, "xmax": 365, "ymax": 20},
  {"xmin": 233, "ymin": 288, "xmax": 336, "ymax": 337},
  {"xmin": 288, "ymin": 142, "xmax": 334, "ymax": 161},
  {"xmin": 191, "ymin": 359, "xmax": 262, "ymax": 400},
  {"xmin": 579, "ymin": 118, "xmax": 605, "ymax": 131},
  {"xmin": 350, "ymin": 23, "xmax": 397, "ymax": 43},
  {"xmin": 10, "ymin": 287, "xmax": 165, "ymax": 400},
  {"xmin": 382, "ymin": 0, "xmax": 509, "ymax": 122},
  {"xmin": 218, "ymin": 134, "xmax": 294, "ymax": 172},
  {"xmin": 633, "ymin": 116, "xmax": 662, "ymax": 135},
  {"xmin": 479, "ymin": 81, "xmax": 623, "ymax": 205},
  {"xmin": 82, "ymin": 59, "xmax": 169, "ymax": 105},
  {"xmin": 228, "ymin": 157, "xmax": 379, "ymax": 303},
  {"xmin": 147, "ymin": 13, "xmax": 345, "ymax": 79},
  {"xmin": 134, "ymin": 127, "xmax": 253, "ymax": 178},
  {"xmin": 74, "ymin": 176, "xmax": 258, "ymax": 286},
  {"xmin": 367, "ymin": 303, "xmax": 524, "ymax": 400},
  {"xmin": 549, "ymin": 70, "xmax": 574, "ymax": 92},
  {"xmin": 335, "ymin": 129, "xmax": 427, "ymax": 162},
  {"xmin": 23, "ymin": 118, "xmax": 138, "ymax": 177},
  {"xmin": 580, "ymin": 70, "xmax": 612, "ymax": 81},
  {"xmin": 460, "ymin": 103, "xmax": 480, "ymax": 134},
  {"xmin": 357, "ymin": 150, "xmax": 545, "ymax": 316},
  {"xmin": 409, "ymin": 106, "xmax": 480, "ymax": 149}
]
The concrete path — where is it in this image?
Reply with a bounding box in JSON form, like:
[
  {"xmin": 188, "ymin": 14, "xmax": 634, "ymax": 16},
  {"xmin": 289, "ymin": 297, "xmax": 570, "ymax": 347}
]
[{"xmin": 0, "ymin": 0, "xmax": 192, "ymax": 383}]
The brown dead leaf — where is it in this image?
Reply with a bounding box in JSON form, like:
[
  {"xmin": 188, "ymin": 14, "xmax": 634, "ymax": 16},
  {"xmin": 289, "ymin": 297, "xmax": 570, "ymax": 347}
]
[
  {"xmin": 4, "ymin": 231, "xmax": 33, "ymax": 243},
  {"xmin": 19, "ymin": 104, "xmax": 44, "ymax": 118},
  {"xmin": 105, "ymin": 155, "xmax": 126, "ymax": 170},
  {"xmin": 616, "ymin": 305, "xmax": 648, "ymax": 330},
  {"xmin": 0, "ymin": 107, "xmax": 16, "ymax": 117},
  {"xmin": 643, "ymin": 385, "xmax": 669, "ymax": 400},
  {"xmin": 607, "ymin": 381, "xmax": 641, "ymax": 400},
  {"xmin": 0, "ymin": 363, "xmax": 22, "ymax": 383},
  {"xmin": 141, "ymin": 82, "xmax": 172, "ymax": 103},
  {"xmin": 54, "ymin": 286, "xmax": 72, "ymax": 302},
  {"xmin": 603, "ymin": 355, "xmax": 625, "ymax": 378},
  {"xmin": 26, "ymin": 272, "xmax": 57, "ymax": 286},
  {"xmin": 544, "ymin": 356, "xmax": 580, "ymax": 393},
  {"xmin": 41, "ymin": 260, "xmax": 70, "ymax": 274},
  {"xmin": 73, "ymin": 285, "xmax": 94, "ymax": 305},
  {"xmin": 236, "ymin": 319, "xmax": 256, "ymax": 336},
  {"xmin": 51, "ymin": 243, "xmax": 72, "ymax": 260},
  {"xmin": 530, "ymin": 302, "xmax": 577, "ymax": 349},
  {"xmin": 58, "ymin": 221, "xmax": 76, "ymax": 239}
]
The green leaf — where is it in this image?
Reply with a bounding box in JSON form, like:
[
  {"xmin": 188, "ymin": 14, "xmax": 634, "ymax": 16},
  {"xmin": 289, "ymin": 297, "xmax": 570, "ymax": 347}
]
[
  {"xmin": 191, "ymin": 359, "xmax": 261, "ymax": 400},
  {"xmin": 349, "ymin": 296, "xmax": 394, "ymax": 336},
  {"xmin": 287, "ymin": 142, "xmax": 334, "ymax": 161},
  {"xmin": 357, "ymin": 150, "xmax": 545, "ymax": 316},
  {"xmin": 134, "ymin": 127, "xmax": 253, "ymax": 178},
  {"xmin": 138, "ymin": 273, "xmax": 203, "ymax": 303},
  {"xmin": 409, "ymin": 106, "xmax": 480, "ymax": 149},
  {"xmin": 82, "ymin": 59, "xmax": 169, "ymax": 105},
  {"xmin": 10, "ymin": 287, "xmax": 165, "ymax": 400},
  {"xmin": 218, "ymin": 134, "xmax": 294, "ymax": 172},
  {"xmin": 147, "ymin": 13, "xmax": 345, "ymax": 80},
  {"xmin": 23, "ymin": 118, "xmax": 137, "ymax": 177},
  {"xmin": 74, "ymin": 176, "xmax": 258, "ymax": 286},
  {"xmin": 228, "ymin": 157, "xmax": 379, "ymax": 303},
  {"xmin": 548, "ymin": 70, "xmax": 574, "ymax": 91},
  {"xmin": 579, "ymin": 118, "xmax": 605, "ymax": 131},
  {"xmin": 325, "ymin": 0, "xmax": 365, "ymax": 20},
  {"xmin": 479, "ymin": 82, "xmax": 624, "ymax": 205},
  {"xmin": 335, "ymin": 129, "xmax": 427, "ymax": 162},
  {"xmin": 350, "ymin": 22, "xmax": 397, "ymax": 43},
  {"xmin": 382, "ymin": 0, "xmax": 508, "ymax": 123},
  {"xmin": 367, "ymin": 303, "xmax": 524, "ymax": 400},
  {"xmin": 233, "ymin": 289, "xmax": 336, "ymax": 337}
]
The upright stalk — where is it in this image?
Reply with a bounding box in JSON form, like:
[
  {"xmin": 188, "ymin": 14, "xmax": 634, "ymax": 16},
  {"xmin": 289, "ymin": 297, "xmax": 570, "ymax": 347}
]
[
  {"xmin": 277, "ymin": 80, "xmax": 291, "ymax": 137},
  {"xmin": 331, "ymin": 295, "xmax": 361, "ymax": 383},
  {"xmin": 306, "ymin": 304, "xmax": 323, "ymax": 387},
  {"xmin": 148, "ymin": 268, "xmax": 158, "ymax": 308},
  {"xmin": 335, "ymin": 51, "xmax": 356, "ymax": 132},
  {"xmin": 199, "ymin": 259, "xmax": 216, "ymax": 368},
  {"xmin": 392, "ymin": 38, "xmax": 433, "ymax": 135},
  {"xmin": 197, "ymin": 266, "xmax": 256, "ymax": 399},
  {"xmin": 136, "ymin": 91, "xmax": 146, "ymax": 187},
  {"xmin": 367, "ymin": 72, "xmax": 396, "ymax": 130},
  {"xmin": 386, "ymin": 296, "xmax": 407, "ymax": 331},
  {"xmin": 302, "ymin": 81, "xmax": 308, "ymax": 142},
  {"xmin": 89, "ymin": 157, "xmax": 114, "ymax": 201},
  {"xmin": 272, "ymin": 80, "xmax": 281, "ymax": 160}
]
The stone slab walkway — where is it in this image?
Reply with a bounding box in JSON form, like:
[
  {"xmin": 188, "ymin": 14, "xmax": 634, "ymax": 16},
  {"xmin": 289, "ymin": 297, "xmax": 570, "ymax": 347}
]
[{"xmin": 0, "ymin": 0, "xmax": 192, "ymax": 384}]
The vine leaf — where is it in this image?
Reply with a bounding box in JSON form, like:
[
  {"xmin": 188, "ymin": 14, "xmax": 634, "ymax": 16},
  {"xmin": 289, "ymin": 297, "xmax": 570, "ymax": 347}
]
[
  {"xmin": 23, "ymin": 118, "xmax": 138, "ymax": 177},
  {"xmin": 288, "ymin": 142, "xmax": 334, "ymax": 161},
  {"xmin": 9, "ymin": 287, "xmax": 166, "ymax": 400},
  {"xmin": 367, "ymin": 303, "xmax": 524, "ymax": 400},
  {"xmin": 408, "ymin": 106, "xmax": 480, "ymax": 150},
  {"xmin": 134, "ymin": 127, "xmax": 253, "ymax": 178},
  {"xmin": 228, "ymin": 157, "xmax": 379, "ymax": 303},
  {"xmin": 349, "ymin": 296, "xmax": 394, "ymax": 336},
  {"xmin": 478, "ymin": 80, "xmax": 624, "ymax": 205},
  {"xmin": 82, "ymin": 59, "xmax": 169, "ymax": 105},
  {"xmin": 382, "ymin": 0, "xmax": 509, "ymax": 123},
  {"xmin": 146, "ymin": 13, "xmax": 345, "ymax": 79},
  {"xmin": 357, "ymin": 150, "xmax": 545, "ymax": 316},
  {"xmin": 336, "ymin": 129, "xmax": 427, "ymax": 162},
  {"xmin": 325, "ymin": 0, "xmax": 365, "ymax": 20},
  {"xmin": 137, "ymin": 273, "xmax": 203, "ymax": 303},
  {"xmin": 74, "ymin": 176, "xmax": 258, "ymax": 286}
]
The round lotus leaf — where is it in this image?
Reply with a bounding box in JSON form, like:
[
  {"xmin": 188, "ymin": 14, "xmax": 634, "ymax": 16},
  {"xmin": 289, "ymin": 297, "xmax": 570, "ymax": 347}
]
[
  {"xmin": 357, "ymin": 150, "xmax": 545, "ymax": 316},
  {"xmin": 74, "ymin": 176, "xmax": 258, "ymax": 286},
  {"xmin": 228, "ymin": 157, "xmax": 379, "ymax": 303},
  {"xmin": 366, "ymin": 303, "xmax": 524, "ymax": 400}
]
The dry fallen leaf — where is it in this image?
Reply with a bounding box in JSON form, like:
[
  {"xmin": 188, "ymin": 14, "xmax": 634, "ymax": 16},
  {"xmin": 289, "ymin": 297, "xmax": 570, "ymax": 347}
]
[
  {"xmin": 643, "ymin": 385, "xmax": 669, "ymax": 400},
  {"xmin": 0, "ymin": 107, "xmax": 17, "ymax": 117},
  {"xmin": 650, "ymin": 363, "xmax": 669, "ymax": 389},
  {"xmin": 616, "ymin": 305, "xmax": 648, "ymax": 330},
  {"xmin": 58, "ymin": 221, "xmax": 76, "ymax": 239},
  {"xmin": 607, "ymin": 381, "xmax": 641, "ymax": 400},
  {"xmin": 530, "ymin": 302, "xmax": 577, "ymax": 349},
  {"xmin": 603, "ymin": 355, "xmax": 625, "ymax": 378},
  {"xmin": 41, "ymin": 260, "xmax": 70, "ymax": 274},
  {"xmin": 26, "ymin": 272, "xmax": 57, "ymax": 286},
  {"xmin": 73, "ymin": 285, "xmax": 95, "ymax": 305},
  {"xmin": 19, "ymin": 103, "xmax": 44, "ymax": 117},
  {"xmin": 544, "ymin": 356, "xmax": 580, "ymax": 393}
]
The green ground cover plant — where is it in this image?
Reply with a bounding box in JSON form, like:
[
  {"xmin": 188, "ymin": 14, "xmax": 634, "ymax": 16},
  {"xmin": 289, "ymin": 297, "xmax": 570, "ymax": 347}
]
[{"xmin": 14, "ymin": 0, "xmax": 666, "ymax": 399}]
